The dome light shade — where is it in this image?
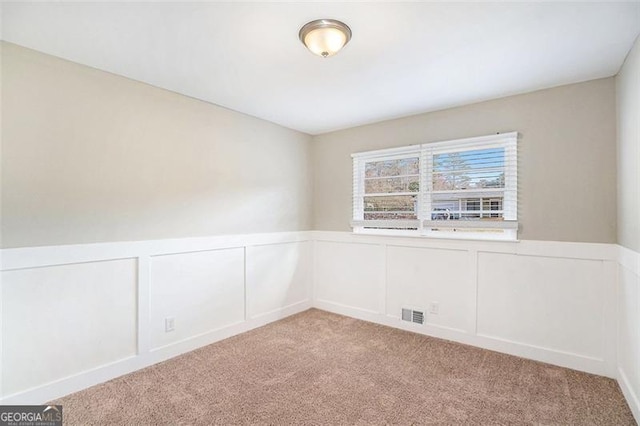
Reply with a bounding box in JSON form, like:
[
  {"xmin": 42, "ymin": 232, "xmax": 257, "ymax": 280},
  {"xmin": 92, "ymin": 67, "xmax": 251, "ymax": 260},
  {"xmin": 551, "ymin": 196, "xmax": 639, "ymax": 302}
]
[{"xmin": 299, "ymin": 19, "xmax": 352, "ymax": 58}]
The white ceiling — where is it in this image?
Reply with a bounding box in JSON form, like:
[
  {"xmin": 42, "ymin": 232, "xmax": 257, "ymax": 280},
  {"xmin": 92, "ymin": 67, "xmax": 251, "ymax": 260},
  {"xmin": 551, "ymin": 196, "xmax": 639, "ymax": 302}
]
[{"xmin": 2, "ymin": 2, "xmax": 639, "ymax": 135}]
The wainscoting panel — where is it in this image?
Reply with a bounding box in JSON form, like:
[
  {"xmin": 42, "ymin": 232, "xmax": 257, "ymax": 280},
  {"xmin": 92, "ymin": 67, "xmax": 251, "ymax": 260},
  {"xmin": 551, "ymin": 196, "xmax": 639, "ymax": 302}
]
[
  {"xmin": 386, "ymin": 245, "xmax": 473, "ymax": 333},
  {"xmin": 618, "ymin": 245, "xmax": 640, "ymax": 421},
  {"xmin": 149, "ymin": 248, "xmax": 245, "ymax": 350},
  {"xmin": 0, "ymin": 232, "xmax": 312, "ymax": 404},
  {"xmin": 246, "ymin": 241, "xmax": 311, "ymax": 319},
  {"xmin": 2, "ymin": 230, "xmax": 636, "ymax": 422},
  {"xmin": 1, "ymin": 259, "xmax": 138, "ymax": 396},
  {"xmin": 477, "ymin": 252, "xmax": 607, "ymax": 360},
  {"xmin": 312, "ymin": 231, "xmax": 617, "ymax": 378},
  {"xmin": 314, "ymin": 241, "xmax": 385, "ymax": 315}
]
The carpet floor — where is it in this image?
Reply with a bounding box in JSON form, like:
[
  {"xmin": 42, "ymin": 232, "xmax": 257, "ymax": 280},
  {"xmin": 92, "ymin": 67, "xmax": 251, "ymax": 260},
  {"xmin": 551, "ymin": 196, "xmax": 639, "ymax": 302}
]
[{"xmin": 53, "ymin": 309, "xmax": 635, "ymax": 425}]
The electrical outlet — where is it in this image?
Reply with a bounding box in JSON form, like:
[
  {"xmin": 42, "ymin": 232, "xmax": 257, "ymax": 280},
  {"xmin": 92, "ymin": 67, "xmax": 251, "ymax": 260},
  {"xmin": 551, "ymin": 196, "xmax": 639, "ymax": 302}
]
[
  {"xmin": 165, "ymin": 317, "xmax": 175, "ymax": 332},
  {"xmin": 429, "ymin": 302, "xmax": 439, "ymax": 315}
]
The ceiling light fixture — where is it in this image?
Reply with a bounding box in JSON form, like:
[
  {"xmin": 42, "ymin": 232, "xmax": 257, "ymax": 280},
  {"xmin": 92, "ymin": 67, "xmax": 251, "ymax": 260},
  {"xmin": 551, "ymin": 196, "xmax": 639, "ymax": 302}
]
[{"xmin": 299, "ymin": 19, "xmax": 352, "ymax": 58}]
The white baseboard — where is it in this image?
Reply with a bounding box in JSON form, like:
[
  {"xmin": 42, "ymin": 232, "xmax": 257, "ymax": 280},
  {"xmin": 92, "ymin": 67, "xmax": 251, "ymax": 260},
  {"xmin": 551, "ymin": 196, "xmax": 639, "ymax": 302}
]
[
  {"xmin": 313, "ymin": 299, "xmax": 609, "ymax": 378},
  {"xmin": 618, "ymin": 367, "xmax": 640, "ymax": 423},
  {"xmin": 0, "ymin": 300, "xmax": 311, "ymax": 405}
]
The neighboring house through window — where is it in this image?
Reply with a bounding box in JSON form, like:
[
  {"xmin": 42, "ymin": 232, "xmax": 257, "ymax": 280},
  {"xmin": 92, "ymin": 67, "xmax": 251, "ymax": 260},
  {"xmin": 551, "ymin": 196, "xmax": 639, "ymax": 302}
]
[{"xmin": 352, "ymin": 132, "xmax": 518, "ymax": 240}]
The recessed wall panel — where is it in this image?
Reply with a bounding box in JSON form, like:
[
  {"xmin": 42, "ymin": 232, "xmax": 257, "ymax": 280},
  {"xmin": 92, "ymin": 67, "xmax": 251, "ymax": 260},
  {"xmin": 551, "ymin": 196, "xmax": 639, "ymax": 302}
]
[
  {"xmin": 149, "ymin": 248, "xmax": 244, "ymax": 350},
  {"xmin": 246, "ymin": 242, "xmax": 311, "ymax": 318},
  {"xmin": 2, "ymin": 259, "xmax": 137, "ymax": 396},
  {"xmin": 477, "ymin": 252, "xmax": 605, "ymax": 358},
  {"xmin": 386, "ymin": 246, "xmax": 472, "ymax": 332},
  {"xmin": 618, "ymin": 264, "xmax": 640, "ymax": 400},
  {"xmin": 315, "ymin": 241, "xmax": 384, "ymax": 313}
]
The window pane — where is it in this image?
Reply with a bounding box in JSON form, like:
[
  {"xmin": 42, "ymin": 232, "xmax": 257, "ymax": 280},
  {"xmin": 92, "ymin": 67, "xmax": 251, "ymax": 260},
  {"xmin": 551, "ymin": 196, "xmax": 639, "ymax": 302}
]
[
  {"xmin": 365, "ymin": 157, "xmax": 419, "ymax": 178},
  {"xmin": 365, "ymin": 176, "xmax": 419, "ymax": 194},
  {"xmin": 460, "ymin": 212, "xmax": 482, "ymax": 219},
  {"xmin": 433, "ymin": 148, "xmax": 504, "ymax": 172},
  {"xmin": 464, "ymin": 199, "xmax": 480, "ymax": 211},
  {"xmin": 364, "ymin": 212, "xmax": 418, "ymax": 221},
  {"xmin": 433, "ymin": 148, "xmax": 505, "ymax": 190},
  {"xmin": 431, "ymin": 197, "xmax": 504, "ymax": 220},
  {"xmin": 483, "ymin": 198, "xmax": 503, "ymax": 210},
  {"xmin": 431, "ymin": 204, "xmax": 459, "ymax": 220},
  {"xmin": 432, "ymin": 171, "xmax": 505, "ymax": 190},
  {"xmin": 364, "ymin": 195, "xmax": 417, "ymax": 217}
]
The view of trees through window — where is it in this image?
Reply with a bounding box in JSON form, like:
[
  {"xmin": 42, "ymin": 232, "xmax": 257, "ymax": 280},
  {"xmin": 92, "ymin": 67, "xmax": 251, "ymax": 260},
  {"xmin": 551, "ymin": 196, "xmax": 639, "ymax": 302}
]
[
  {"xmin": 362, "ymin": 148, "xmax": 506, "ymax": 221},
  {"xmin": 363, "ymin": 157, "xmax": 419, "ymax": 221},
  {"xmin": 432, "ymin": 148, "xmax": 505, "ymax": 191},
  {"xmin": 353, "ymin": 133, "xmax": 517, "ymax": 239},
  {"xmin": 431, "ymin": 147, "xmax": 505, "ymax": 221}
]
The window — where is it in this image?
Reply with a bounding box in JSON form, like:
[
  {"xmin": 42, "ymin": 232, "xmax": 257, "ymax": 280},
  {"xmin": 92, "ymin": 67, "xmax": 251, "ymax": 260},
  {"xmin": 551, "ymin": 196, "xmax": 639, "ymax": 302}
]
[
  {"xmin": 362, "ymin": 155, "xmax": 420, "ymax": 226},
  {"xmin": 352, "ymin": 132, "xmax": 518, "ymax": 240}
]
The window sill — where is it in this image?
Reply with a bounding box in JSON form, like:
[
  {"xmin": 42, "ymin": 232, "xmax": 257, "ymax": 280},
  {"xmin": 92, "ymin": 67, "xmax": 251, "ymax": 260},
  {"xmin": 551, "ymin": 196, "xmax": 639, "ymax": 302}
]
[{"xmin": 351, "ymin": 228, "xmax": 520, "ymax": 243}]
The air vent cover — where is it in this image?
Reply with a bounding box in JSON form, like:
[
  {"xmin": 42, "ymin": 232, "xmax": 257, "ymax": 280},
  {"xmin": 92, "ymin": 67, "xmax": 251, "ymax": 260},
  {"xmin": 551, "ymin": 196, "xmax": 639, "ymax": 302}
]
[{"xmin": 401, "ymin": 308, "xmax": 424, "ymax": 325}]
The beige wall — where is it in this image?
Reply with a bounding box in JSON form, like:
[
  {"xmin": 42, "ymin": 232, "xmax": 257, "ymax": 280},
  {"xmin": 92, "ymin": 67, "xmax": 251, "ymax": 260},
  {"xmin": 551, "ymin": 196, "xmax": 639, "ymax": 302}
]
[
  {"xmin": 616, "ymin": 35, "xmax": 640, "ymax": 253},
  {"xmin": 312, "ymin": 78, "xmax": 617, "ymax": 244},
  {"xmin": 1, "ymin": 42, "xmax": 622, "ymax": 248},
  {"xmin": 1, "ymin": 43, "xmax": 313, "ymax": 248}
]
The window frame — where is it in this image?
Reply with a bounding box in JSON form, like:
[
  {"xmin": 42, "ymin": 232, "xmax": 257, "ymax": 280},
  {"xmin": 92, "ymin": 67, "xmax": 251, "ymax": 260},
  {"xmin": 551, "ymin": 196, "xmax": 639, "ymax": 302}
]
[{"xmin": 351, "ymin": 132, "xmax": 518, "ymax": 241}]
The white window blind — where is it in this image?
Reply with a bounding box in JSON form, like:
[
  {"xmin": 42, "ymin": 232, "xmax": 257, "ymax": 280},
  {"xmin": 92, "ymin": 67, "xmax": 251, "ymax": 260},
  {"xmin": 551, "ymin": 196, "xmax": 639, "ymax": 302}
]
[
  {"xmin": 352, "ymin": 132, "xmax": 518, "ymax": 240},
  {"xmin": 352, "ymin": 146, "xmax": 421, "ymax": 230}
]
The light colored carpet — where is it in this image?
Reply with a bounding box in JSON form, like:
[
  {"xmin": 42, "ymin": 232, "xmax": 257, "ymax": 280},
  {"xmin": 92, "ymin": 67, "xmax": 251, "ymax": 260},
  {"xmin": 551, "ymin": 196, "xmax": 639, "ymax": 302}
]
[{"xmin": 53, "ymin": 309, "xmax": 635, "ymax": 425}]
